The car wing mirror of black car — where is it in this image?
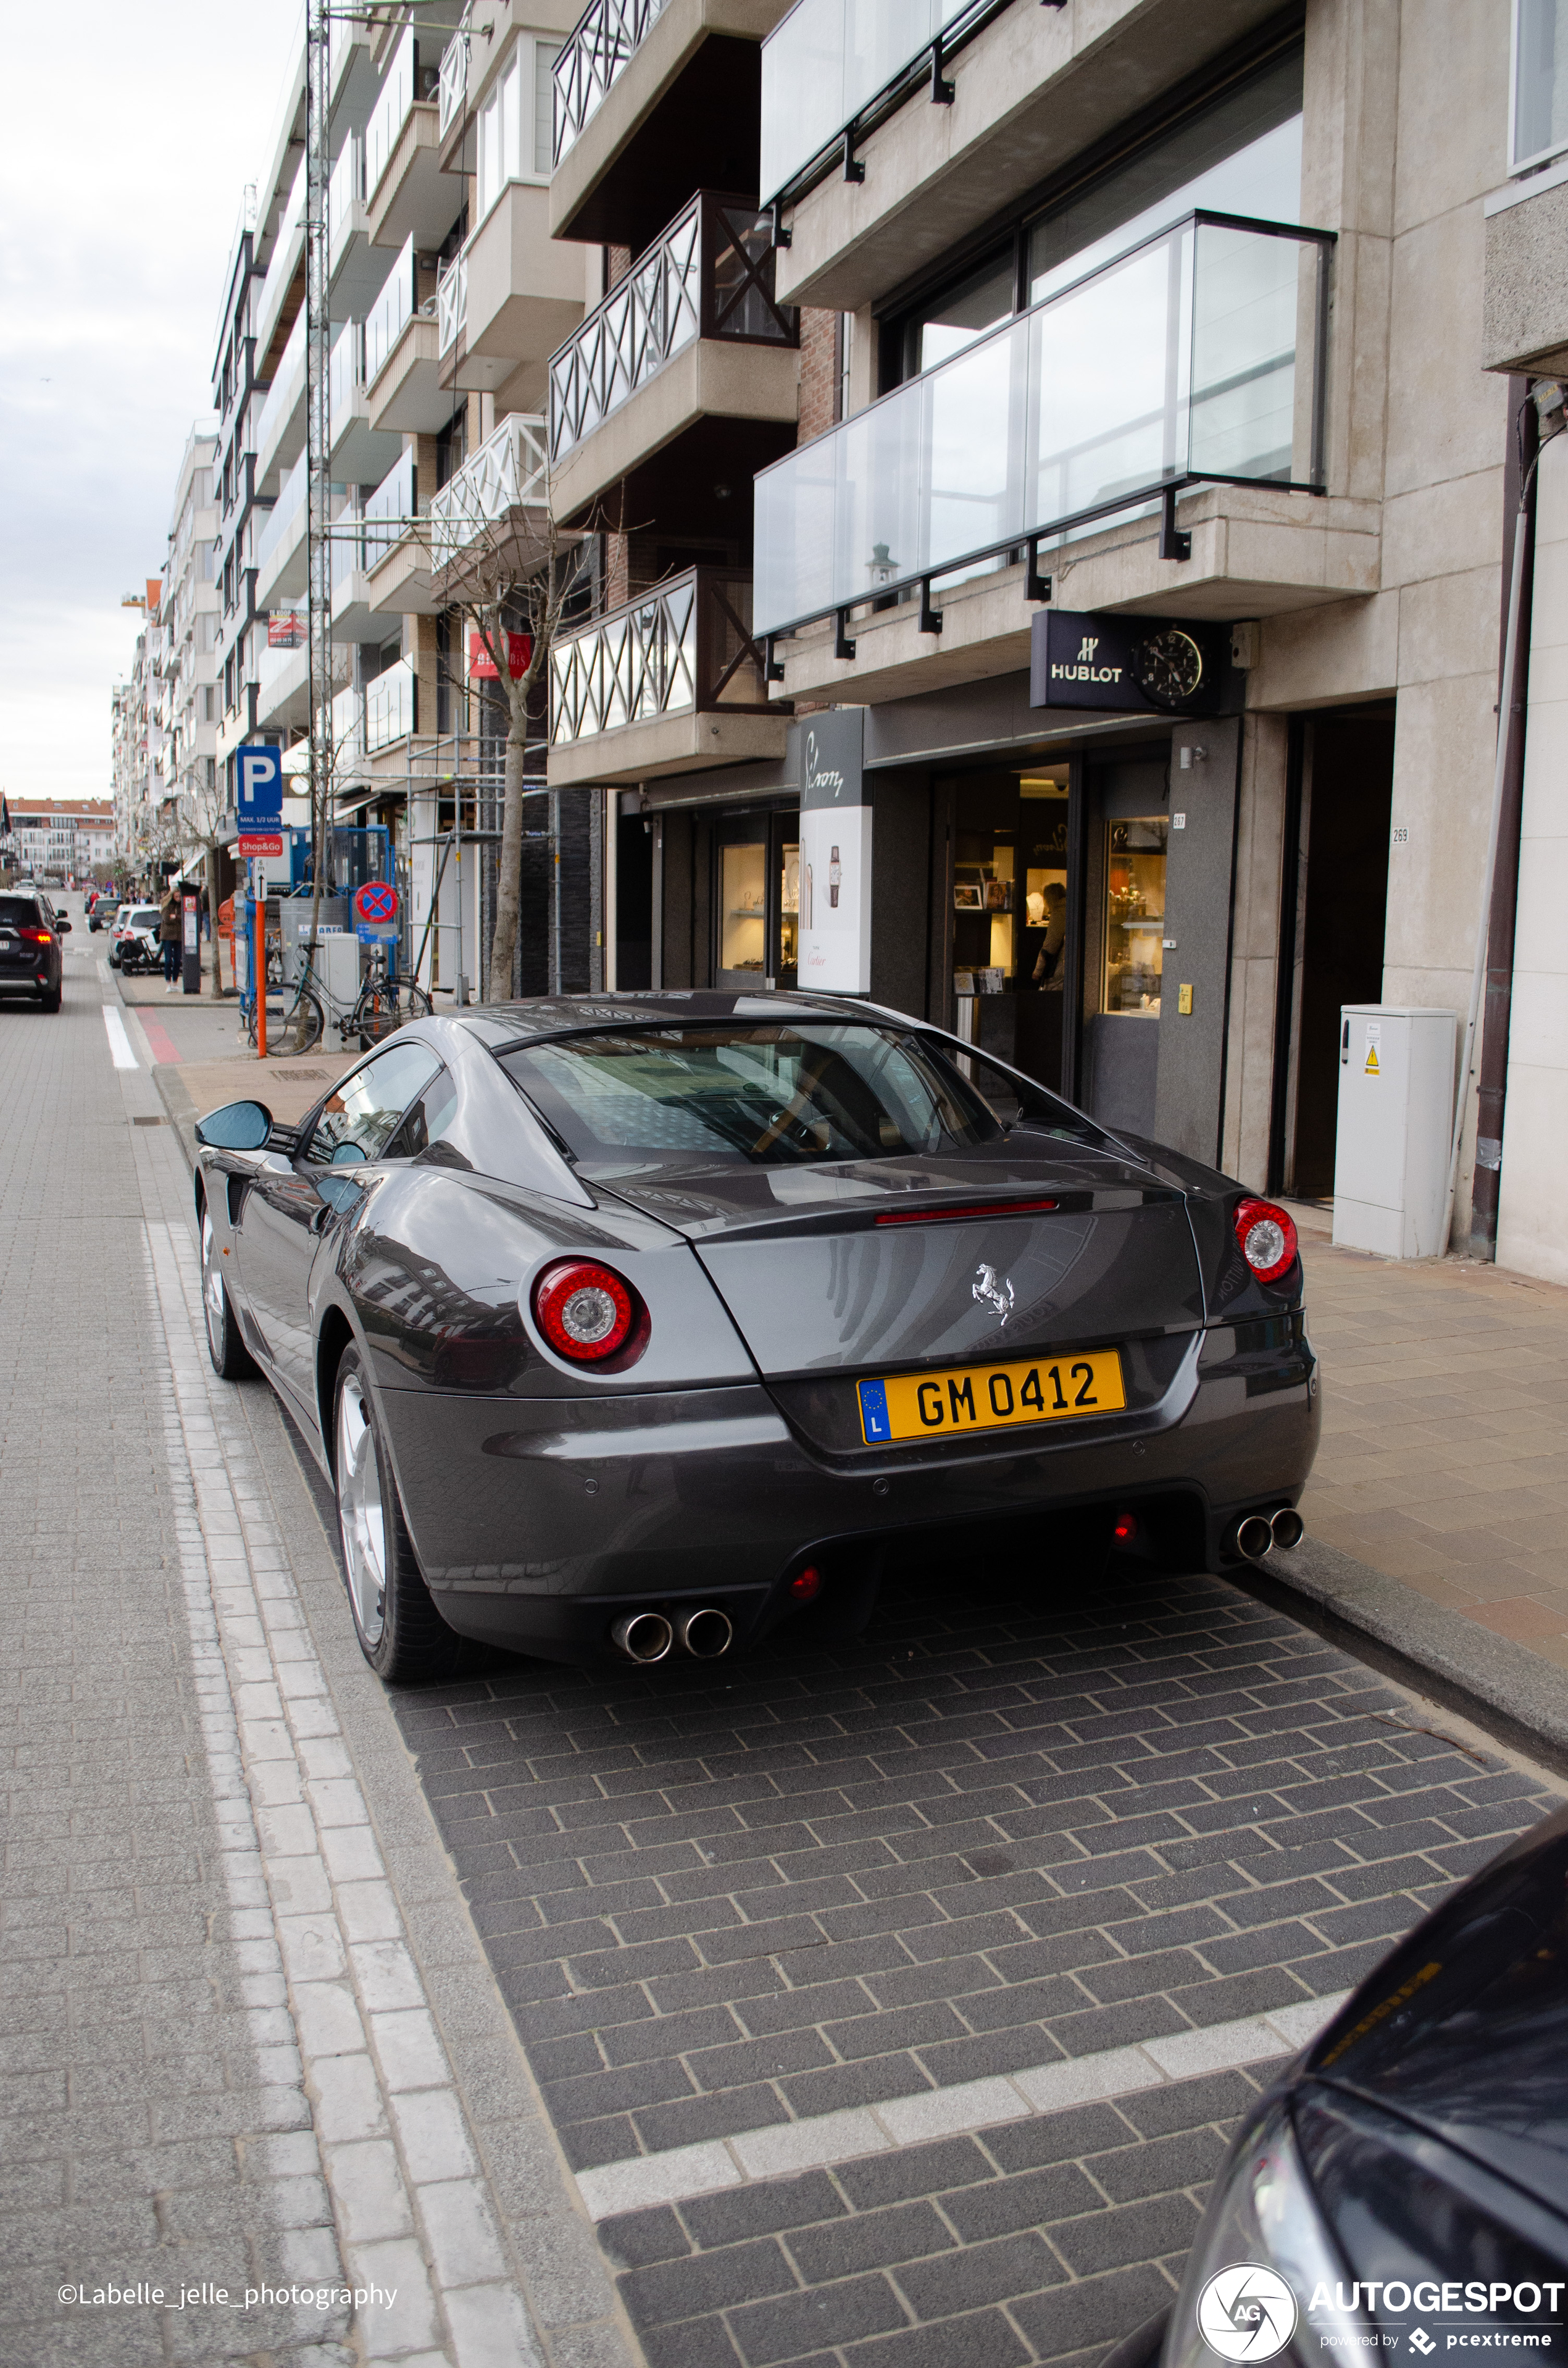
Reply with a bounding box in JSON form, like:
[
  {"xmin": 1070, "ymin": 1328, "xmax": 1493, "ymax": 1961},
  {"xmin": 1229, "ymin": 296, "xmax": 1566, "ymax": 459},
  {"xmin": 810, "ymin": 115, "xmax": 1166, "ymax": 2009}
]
[
  {"xmin": 195, "ymin": 1100, "xmax": 274, "ymax": 1152},
  {"xmin": 57, "ymin": 918, "xmax": 71, "ymax": 931}
]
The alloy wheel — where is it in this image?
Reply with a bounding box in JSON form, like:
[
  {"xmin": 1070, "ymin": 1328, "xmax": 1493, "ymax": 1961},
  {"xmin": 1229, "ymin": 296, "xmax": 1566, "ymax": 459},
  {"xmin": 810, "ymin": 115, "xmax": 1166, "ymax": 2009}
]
[
  {"xmin": 336, "ymin": 1370, "xmax": 387, "ymax": 1646},
  {"xmin": 201, "ymin": 1208, "xmax": 226, "ymax": 1362}
]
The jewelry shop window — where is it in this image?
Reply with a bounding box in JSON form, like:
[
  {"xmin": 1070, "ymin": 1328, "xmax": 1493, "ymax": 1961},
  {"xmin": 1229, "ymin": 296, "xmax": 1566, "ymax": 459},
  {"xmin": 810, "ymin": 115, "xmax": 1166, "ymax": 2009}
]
[{"xmin": 1103, "ymin": 815, "xmax": 1168, "ymax": 1016}]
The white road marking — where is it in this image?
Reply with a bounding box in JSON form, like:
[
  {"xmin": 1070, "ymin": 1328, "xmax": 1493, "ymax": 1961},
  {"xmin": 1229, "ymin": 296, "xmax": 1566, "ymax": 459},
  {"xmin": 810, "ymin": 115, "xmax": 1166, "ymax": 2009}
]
[
  {"xmin": 573, "ymin": 1992, "xmax": 1351, "ymax": 2222},
  {"xmin": 102, "ymin": 1005, "xmax": 138, "ymax": 1069}
]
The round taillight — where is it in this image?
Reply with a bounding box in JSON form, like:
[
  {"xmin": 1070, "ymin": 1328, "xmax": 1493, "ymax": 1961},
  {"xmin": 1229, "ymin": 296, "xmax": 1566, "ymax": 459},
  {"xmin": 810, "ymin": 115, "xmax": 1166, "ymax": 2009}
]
[
  {"xmin": 1233, "ymin": 1197, "xmax": 1298, "ymax": 1284},
  {"xmin": 532, "ymin": 1259, "xmax": 643, "ymax": 1365}
]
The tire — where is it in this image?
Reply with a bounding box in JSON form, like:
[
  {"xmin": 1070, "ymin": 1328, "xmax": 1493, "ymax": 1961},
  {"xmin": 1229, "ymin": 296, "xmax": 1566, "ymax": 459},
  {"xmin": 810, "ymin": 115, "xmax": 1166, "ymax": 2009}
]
[
  {"xmin": 39, "ymin": 985, "xmax": 60, "ymax": 1013},
  {"xmin": 353, "ymin": 977, "xmax": 433, "ymax": 1050},
  {"xmin": 281, "ymin": 986, "xmax": 325, "ymax": 1056},
  {"xmin": 333, "ymin": 1344, "xmax": 463, "ymax": 1682},
  {"xmin": 200, "ymin": 1200, "xmax": 259, "ymax": 1380}
]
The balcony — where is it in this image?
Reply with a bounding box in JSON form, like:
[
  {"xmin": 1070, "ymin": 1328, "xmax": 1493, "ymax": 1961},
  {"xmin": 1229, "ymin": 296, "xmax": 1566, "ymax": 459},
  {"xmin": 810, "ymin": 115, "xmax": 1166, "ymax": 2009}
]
[
  {"xmin": 438, "ymin": 20, "xmax": 466, "ymax": 141},
  {"xmin": 768, "ymin": 0, "xmax": 1292, "ymax": 312},
  {"xmin": 550, "ymin": 0, "xmax": 794, "ymax": 251},
  {"xmin": 329, "ymin": 132, "xmax": 391, "ymax": 317},
  {"xmin": 364, "ymin": 450, "xmax": 439, "ymax": 616},
  {"xmin": 365, "ymin": 236, "xmax": 449, "ymax": 433},
  {"xmin": 549, "ymin": 190, "xmax": 799, "ymax": 524},
  {"xmin": 254, "ymin": 450, "xmax": 308, "ymax": 610},
  {"xmin": 365, "ymin": 25, "xmax": 456, "ymax": 252},
  {"xmin": 255, "ymin": 156, "xmax": 307, "ymax": 360},
  {"xmin": 430, "ymin": 412, "xmax": 551, "ymax": 598},
  {"xmin": 366, "ymin": 657, "xmax": 417, "ymax": 751},
  {"xmin": 548, "ymin": 566, "xmax": 786, "ymax": 787},
  {"xmin": 253, "ymin": 308, "xmax": 307, "ymax": 490},
  {"xmin": 440, "ymin": 183, "xmax": 586, "ymax": 407},
  {"xmin": 329, "ymin": 319, "xmax": 402, "ymax": 482},
  {"xmin": 757, "ymin": 211, "xmax": 1345, "ymax": 686}
]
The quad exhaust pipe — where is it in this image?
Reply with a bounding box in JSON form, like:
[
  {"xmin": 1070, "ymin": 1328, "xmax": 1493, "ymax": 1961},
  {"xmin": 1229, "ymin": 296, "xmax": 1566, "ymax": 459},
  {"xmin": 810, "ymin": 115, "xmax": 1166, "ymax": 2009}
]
[
  {"xmin": 611, "ymin": 1606, "xmax": 734, "ymax": 1663},
  {"xmin": 1228, "ymin": 1507, "xmax": 1305, "ymax": 1563}
]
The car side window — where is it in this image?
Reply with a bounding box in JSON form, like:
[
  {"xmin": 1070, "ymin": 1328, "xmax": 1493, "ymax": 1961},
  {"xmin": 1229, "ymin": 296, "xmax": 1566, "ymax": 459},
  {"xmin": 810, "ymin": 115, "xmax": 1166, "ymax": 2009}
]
[
  {"xmin": 307, "ymin": 1042, "xmax": 442, "ymax": 1167},
  {"xmin": 384, "ymin": 1068, "xmax": 459, "ymax": 1162}
]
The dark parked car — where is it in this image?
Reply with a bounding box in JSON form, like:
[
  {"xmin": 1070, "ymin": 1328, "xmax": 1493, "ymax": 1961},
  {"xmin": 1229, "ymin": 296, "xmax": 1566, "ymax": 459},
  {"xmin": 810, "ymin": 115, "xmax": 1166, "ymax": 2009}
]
[
  {"xmin": 192, "ymin": 994, "xmax": 1318, "ymax": 1683},
  {"xmin": 0, "ymin": 892, "xmax": 68, "ymax": 1010},
  {"xmin": 1125, "ymin": 1800, "xmax": 1568, "ymax": 2368}
]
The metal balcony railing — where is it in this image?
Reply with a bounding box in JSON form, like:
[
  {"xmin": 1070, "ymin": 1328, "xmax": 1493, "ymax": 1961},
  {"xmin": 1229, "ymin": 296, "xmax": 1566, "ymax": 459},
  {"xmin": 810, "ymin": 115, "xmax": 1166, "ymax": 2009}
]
[
  {"xmin": 437, "ymin": 251, "xmax": 466, "ymax": 358},
  {"xmin": 552, "ymin": 0, "xmax": 674, "ymax": 169},
  {"xmin": 551, "ymin": 568, "xmax": 772, "ymax": 747},
  {"xmin": 438, "ymin": 17, "xmax": 469, "ymax": 139},
  {"xmin": 549, "ymin": 191, "xmax": 797, "ymax": 464},
  {"xmin": 754, "ymin": 209, "xmax": 1335, "ymax": 644},
  {"xmin": 429, "ymin": 414, "xmax": 549, "ymax": 571}
]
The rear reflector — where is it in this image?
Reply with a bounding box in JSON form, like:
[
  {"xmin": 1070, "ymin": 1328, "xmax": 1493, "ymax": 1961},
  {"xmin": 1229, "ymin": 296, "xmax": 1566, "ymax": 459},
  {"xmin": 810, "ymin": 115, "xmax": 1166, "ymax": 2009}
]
[
  {"xmin": 790, "ymin": 1566, "xmax": 823, "ymax": 1602},
  {"xmin": 1112, "ymin": 1512, "xmax": 1138, "ymax": 1544},
  {"xmin": 875, "ymin": 1196, "xmax": 1059, "ymax": 1228}
]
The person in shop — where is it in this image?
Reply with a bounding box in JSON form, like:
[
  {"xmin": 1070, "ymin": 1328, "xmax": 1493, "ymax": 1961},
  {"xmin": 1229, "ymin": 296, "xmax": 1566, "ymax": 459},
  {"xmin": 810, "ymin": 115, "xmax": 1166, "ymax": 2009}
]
[{"xmin": 1031, "ymin": 882, "xmax": 1067, "ymax": 990}]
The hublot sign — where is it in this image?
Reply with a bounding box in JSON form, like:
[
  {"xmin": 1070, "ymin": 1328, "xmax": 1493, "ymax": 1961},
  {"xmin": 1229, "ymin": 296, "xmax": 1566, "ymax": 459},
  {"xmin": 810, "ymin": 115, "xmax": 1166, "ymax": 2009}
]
[{"xmin": 1030, "ymin": 608, "xmax": 1229, "ymax": 717}]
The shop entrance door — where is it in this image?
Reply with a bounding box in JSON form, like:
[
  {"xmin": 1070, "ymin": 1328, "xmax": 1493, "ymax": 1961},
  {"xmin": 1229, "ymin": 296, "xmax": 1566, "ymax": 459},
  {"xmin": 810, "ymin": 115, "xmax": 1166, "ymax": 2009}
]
[
  {"xmin": 1274, "ymin": 709, "xmax": 1395, "ymax": 1199},
  {"xmin": 714, "ymin": 811, "xmax": 800, "ymax": 990},
  {"xmin": 1080, "ymin": 756, "xmax": 1170, "ymax": 1137}
]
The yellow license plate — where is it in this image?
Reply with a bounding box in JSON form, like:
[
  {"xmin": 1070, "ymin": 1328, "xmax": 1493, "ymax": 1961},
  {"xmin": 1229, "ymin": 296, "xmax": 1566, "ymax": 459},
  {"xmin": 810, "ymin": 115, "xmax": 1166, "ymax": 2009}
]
[{"xmin": 857, "ymin": 1350, "xmax": 1126, "ymax": 1444}]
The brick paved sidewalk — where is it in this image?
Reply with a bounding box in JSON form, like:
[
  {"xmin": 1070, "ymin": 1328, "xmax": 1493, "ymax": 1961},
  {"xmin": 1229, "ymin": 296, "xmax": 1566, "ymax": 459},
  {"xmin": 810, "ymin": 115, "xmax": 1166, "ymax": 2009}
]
[{"xmin": 1290, "ymin": 1205, "xmax": 1568, "ymax": 1670}]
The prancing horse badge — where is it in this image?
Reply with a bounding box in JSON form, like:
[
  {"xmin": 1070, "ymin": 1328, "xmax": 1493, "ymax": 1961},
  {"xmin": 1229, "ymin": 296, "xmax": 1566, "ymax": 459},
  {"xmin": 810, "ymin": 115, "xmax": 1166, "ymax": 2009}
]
[{"xmin": 972, "ymin": 1263, "xmax": 1015, "ymax": 1326}]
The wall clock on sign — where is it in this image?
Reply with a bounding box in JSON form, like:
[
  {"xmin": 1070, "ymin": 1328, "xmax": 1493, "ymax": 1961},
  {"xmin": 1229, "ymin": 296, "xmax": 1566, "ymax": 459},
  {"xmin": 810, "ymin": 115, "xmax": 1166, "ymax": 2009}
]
[{"xmin": 1132, "ymin": 627, "xmax": 1206, "ymax": 710}]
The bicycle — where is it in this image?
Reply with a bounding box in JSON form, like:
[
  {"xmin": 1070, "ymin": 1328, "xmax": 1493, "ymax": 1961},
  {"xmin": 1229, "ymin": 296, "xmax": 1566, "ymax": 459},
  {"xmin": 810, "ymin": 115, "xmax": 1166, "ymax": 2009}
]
[{"xmin": 244, "ymin": 937, "xmax": 431, "ymax": 1056}]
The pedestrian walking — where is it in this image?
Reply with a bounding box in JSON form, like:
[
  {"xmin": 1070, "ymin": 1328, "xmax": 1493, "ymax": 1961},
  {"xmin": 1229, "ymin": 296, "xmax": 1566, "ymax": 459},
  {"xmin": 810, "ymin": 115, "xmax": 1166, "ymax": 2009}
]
[{"xmin": 159, "ymin": 886, "xmax": 181, "ymax": 990}]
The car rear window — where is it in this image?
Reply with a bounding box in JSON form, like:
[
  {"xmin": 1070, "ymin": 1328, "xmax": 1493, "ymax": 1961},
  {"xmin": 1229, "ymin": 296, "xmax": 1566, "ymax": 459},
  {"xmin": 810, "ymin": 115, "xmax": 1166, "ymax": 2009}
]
[
  {"xmin": 0, "ymin": 898, "xmax": 43, "ymax": 927},
  {"xmin": 130, "ymin": 908, "xmax": 160, "ymax": 927},
  {"xmin": 498, "ymin": 1023, "xmax": 1094, "ymax": 1176}
]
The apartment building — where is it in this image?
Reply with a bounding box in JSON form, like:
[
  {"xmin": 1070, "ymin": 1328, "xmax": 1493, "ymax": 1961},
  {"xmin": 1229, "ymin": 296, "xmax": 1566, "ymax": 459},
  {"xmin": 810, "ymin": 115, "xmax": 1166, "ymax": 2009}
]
[
  {"xmin": 6, "ymin": 801, "xmax": 117, "ymax": 879},
  {"xmin": 111, "ymin": 585, "xmax": 164, "ymax": 872},
  {"xmin": 541, "ymin": 0, "xmax": 1525, "ymax": 1250},
  {"xmin": 158, "ymin": 427, "xmax": 222, "ymax": 858}
]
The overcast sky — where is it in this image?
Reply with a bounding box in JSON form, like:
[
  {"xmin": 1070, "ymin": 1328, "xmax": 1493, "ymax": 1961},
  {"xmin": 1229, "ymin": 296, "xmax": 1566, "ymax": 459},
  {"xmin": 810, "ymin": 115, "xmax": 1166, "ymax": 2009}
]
[{"xmin": 0, "ymin": 2, "xmax": 302, "ymax": 809}]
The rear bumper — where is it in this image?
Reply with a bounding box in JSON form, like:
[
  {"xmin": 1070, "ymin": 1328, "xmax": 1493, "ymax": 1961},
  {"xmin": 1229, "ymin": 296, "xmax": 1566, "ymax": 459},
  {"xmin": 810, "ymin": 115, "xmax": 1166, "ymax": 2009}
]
[{"xmin": 375, "ymin": 1318, "xmax": 1319, "ymax": 1660}]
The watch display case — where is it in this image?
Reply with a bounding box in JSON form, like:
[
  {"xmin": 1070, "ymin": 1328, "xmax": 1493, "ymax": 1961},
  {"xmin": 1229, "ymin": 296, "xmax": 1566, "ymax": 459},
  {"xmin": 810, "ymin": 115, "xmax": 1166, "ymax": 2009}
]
[{"xmin": 1103, "ymin": 814, "xmax": 1168, "ymax": 1014}]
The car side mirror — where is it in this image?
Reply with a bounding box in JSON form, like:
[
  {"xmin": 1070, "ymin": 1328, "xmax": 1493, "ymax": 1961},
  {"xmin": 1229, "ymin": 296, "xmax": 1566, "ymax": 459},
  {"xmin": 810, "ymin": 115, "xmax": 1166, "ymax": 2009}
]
[
  {"xmin": 57, "ymin": 918, "xmax": 72, "ymax": 932},
  {"xmin": 195, "ymin": 1100, "xmax": 273, "ymax": 1152}
]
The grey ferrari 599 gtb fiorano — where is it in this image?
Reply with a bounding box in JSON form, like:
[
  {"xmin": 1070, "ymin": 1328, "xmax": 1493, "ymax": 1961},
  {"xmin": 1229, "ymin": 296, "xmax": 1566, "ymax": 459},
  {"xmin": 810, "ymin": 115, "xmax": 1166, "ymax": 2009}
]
[{"xmin": 192, "ymin": 992, "xmax": 1318, "ymax": 1681}]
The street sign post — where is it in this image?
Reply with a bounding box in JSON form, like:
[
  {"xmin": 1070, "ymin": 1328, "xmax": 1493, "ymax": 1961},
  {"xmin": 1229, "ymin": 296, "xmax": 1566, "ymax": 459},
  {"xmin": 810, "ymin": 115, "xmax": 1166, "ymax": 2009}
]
[
  {"xmin": 353, "ymin": 879, "xmax": 399, "ymax": 946},
  {"xmin": 236, "ymin": 744, "xmax": 285, "ymax": 859}
]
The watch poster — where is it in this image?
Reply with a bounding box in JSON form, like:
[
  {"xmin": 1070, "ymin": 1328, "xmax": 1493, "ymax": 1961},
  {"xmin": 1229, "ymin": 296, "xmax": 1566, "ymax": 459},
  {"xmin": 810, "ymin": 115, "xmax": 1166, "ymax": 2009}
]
[
  {"xmin": 1028, "ymin": 609, "xmax": 1228, "ymax": 716},
  {"xmin": 794, "ymin": 711, "xmax": 871, "ymax": 993}
]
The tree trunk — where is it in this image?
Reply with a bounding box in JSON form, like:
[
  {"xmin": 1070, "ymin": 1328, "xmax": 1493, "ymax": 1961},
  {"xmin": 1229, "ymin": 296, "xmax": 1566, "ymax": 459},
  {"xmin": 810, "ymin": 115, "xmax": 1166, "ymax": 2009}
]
[{"xmin": 487, "ymin": 679, "xmax": 532, "ymax": 1001}]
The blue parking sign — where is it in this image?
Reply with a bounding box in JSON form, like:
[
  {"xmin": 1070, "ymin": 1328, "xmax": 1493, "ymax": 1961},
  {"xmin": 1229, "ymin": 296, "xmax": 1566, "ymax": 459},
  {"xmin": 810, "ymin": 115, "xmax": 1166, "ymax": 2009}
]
[{"xmin": 236, "ymin": 745, "xmax": 283, "ymax": 827}]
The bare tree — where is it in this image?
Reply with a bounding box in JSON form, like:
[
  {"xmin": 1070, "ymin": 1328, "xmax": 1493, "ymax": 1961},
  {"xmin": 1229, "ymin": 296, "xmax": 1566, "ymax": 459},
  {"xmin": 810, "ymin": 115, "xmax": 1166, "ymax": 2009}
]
[{"xmin": 179, "ymin": 766, "xmax": 235, "ymax": 994}]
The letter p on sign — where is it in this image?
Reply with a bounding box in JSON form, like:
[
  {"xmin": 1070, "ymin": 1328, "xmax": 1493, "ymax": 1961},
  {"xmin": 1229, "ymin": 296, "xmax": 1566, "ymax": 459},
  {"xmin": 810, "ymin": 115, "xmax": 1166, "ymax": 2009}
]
[{"xmin": 237, "ymin": 745, "xmax": 282, "ymax": 818}]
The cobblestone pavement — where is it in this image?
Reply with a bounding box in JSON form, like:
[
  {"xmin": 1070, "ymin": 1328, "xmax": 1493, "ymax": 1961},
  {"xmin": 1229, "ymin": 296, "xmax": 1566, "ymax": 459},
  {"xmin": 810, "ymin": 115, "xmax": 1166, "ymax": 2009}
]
[
  {"xmin": 390, "ymin": 1566, "xmax": 1562, "ymax": 2368},
  {"xmin": 30, "ymin": 900, "xmax": 1565, "ymax": 2368},
  {"xmin": 1, "ymin": 919, "xmax": 625, "ymax": 2367}
]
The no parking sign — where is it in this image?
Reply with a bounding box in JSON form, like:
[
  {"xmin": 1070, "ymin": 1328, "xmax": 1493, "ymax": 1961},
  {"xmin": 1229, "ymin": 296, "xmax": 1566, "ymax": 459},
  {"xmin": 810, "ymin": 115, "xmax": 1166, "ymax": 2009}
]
[{"xmin": 354, "ymin": 879, "xmax": 399, "ymax": 945}]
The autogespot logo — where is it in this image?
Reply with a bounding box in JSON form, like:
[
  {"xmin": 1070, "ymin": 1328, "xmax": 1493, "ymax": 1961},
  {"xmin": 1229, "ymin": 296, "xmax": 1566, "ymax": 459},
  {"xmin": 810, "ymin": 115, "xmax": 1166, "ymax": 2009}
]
[{"xmin": 1199, "ymin": 2266, "xmax": 1300, "ymax": 2361}]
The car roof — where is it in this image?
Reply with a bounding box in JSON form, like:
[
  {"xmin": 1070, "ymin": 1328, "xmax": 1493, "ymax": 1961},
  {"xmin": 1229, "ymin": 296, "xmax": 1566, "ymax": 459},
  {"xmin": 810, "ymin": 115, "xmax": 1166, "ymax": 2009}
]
[{"xmin": 451, "ymin": 990, "xmax": 906, "ymax": 1049}]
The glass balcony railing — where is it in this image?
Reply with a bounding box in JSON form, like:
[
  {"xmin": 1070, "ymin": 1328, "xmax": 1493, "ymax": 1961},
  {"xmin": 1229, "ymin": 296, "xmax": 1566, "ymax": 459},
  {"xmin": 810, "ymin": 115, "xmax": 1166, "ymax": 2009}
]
[
  {"xmin": 255, "ymin": 449, "xmax": 308, "ymax": 577},
  {"xmin": 551, "ymin": 568, "xmax": 771, "ymax": 747},
  {"xmin": 366, "ymin": 657, "xmax": 416, "ymax": 750},
  {"xmin": 252, "ymin": 306, "xmax": 307, "ymax": 467},
  {"xmin": 365, "ymin": 236, "xmax": 418, "ymax": 385},
  {"xmin": 331, "ymin": 497, "xmax": 364, "ymax": 592},
  {"xmin": 430, "ymin": 414, "xmax": 548, "ymax": 571},
  {"xmin": 332, "ymin": 683, "xmax": 364, "ymax": 770},
  {"xmin": 328, "ymin": 320, "xmax": 365, "ymax": 450},
  {"xmin": 328, "ymin": 132, "xmax": 364, "ymax": 266},
  {"xmin": 553, "ymin": 0, "xmax": 673, "ymax": 169},
  {"xmin": 760, "ymin": 0, "xmax": 976, "ymax": 205},
  {"xmin": 754, "ymin": 211, "xmax": 1333, "ymax": 643},
  {"xmin": 549, "ymin": 191, "xmax": 796, "ymax": 465},
  {"xmin": 364, "ymin": 450, "xmax": 417, "ymax": 569},
  {"xmin": 367, "ymin": 27, "xmax": 416, "ymax": 204}
]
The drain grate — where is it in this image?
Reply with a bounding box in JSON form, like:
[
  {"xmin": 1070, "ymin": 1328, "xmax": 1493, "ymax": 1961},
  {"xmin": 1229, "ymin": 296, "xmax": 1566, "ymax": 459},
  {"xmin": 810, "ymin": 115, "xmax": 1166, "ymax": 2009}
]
[{"xmin": 131, "ymin": 1115, "xmax": 167, "ymax": 1127}]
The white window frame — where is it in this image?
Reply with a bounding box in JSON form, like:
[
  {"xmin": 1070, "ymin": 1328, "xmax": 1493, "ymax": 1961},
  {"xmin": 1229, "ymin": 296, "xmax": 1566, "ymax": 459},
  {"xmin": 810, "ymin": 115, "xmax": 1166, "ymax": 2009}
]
[
  {"xmin": 1511, "ymin": 0, "xmax": 1568, "ymax": 173},
  {"xmin": 474, "ymin": 31, "xmax": 560, "ymax": 225}
]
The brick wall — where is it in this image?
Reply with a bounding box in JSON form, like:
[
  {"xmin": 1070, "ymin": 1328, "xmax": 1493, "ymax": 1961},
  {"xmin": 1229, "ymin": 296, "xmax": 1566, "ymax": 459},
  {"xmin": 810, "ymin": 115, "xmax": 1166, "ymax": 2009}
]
[{"xmin": 797, "ymin": 306, "xmax": 840, "ymax": 445}]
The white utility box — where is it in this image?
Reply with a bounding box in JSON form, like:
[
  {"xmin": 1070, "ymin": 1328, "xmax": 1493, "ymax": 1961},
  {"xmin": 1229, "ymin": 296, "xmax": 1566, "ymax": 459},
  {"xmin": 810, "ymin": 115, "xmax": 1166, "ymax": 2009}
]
[
  {"xmin": 312, "ymin": 930, "xmax": 363, "ymax": 1011},
  {"xmin": 1332, "ymin": 1005, "xmax": 1456, "ymax": 1258}
]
